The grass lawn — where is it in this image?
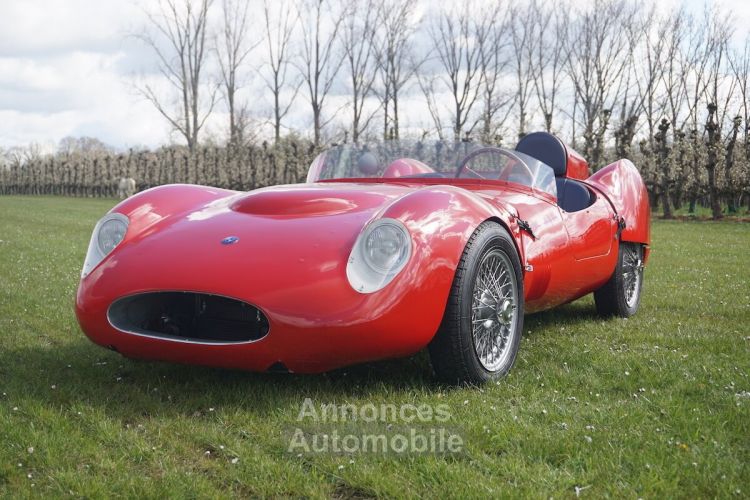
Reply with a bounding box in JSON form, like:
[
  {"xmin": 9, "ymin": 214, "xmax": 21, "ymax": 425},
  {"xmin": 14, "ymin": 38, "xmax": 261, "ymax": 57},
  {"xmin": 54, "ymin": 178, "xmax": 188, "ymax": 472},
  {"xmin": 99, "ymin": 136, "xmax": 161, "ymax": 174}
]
[{"xmin": 0, "ymin": 195, "xmax": 748, "ymax": 498}]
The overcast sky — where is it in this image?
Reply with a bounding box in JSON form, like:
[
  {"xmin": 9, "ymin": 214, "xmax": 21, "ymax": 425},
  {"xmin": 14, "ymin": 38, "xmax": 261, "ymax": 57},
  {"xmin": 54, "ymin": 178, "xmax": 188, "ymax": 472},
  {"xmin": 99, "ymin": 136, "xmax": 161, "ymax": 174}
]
[{"xmin": 0, "ymin": 0, "xmax": 748, "ymax": 152}]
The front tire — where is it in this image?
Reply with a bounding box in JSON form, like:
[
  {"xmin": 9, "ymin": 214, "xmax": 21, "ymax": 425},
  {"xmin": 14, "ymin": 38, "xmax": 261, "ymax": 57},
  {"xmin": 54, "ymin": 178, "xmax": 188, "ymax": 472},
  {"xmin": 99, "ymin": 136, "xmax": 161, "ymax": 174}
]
[
  {"xmin": 429, "ymin": 222, "xmax": 524, "ymax": 385},
  {"xmin": 594, "ymin": 242, "xmax": 644, "ymax": 317}
]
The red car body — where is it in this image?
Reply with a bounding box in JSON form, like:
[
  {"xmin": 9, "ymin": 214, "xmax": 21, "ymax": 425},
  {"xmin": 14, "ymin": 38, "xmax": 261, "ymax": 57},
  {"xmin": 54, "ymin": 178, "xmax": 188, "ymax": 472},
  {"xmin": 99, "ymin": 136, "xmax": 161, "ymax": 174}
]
[{"xmin": 75, "ymin": 136, "xmax": 650, "ymax": 374}]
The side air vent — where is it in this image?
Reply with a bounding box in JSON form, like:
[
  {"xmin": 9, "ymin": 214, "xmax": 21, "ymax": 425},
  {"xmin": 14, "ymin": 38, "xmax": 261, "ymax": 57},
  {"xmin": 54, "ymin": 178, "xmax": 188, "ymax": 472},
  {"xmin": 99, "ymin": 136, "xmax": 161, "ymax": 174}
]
[{"xmin": 108, "ymin": 292, "xmax": 269, "ymax": 344}]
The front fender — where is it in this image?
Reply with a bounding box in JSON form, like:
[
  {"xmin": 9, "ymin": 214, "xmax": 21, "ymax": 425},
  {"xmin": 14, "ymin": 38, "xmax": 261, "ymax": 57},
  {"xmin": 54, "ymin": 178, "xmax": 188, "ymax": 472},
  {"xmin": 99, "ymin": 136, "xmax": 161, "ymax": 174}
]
[
  {"xmin": 110, "ymin": 184, "xmax": 238, "ymax": 245},
  {"xmin": 378, "ymin": 185, "xmax": 523, "ymax": 288}
]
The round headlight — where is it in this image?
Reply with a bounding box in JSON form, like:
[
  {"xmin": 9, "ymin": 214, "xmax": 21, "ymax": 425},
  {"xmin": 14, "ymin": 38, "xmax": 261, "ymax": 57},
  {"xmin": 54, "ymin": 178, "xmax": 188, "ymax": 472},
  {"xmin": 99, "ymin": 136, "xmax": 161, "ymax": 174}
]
[
  {"xmin": 97, "ymin": 217, "xmax": 128, "ymax": 255},
  {"xmin": 81, "ymin": 213, "xmax": 129, "ymax": 277},
  {"xmin": 346, "ymin": 218, "xmax": 411, "ymax": 293},
  {"xmin": 363, "ymin": 222, "xmax": 409, "ymax": 272}
]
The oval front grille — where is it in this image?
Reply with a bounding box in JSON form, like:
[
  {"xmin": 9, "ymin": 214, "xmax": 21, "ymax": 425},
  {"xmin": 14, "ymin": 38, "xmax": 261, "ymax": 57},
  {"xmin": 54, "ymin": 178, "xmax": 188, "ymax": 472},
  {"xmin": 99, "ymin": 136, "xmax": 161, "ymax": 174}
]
[{"xmin": 108, "ymin": 292, "xmax": 269, "ymax": 344}]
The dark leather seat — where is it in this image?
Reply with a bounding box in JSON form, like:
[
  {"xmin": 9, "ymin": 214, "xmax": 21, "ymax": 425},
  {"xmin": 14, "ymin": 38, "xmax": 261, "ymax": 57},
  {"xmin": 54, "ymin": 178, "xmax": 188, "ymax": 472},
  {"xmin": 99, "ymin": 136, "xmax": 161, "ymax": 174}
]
[
  {"xmin": 516, "ymin": 132, "xmax": 567, "ymax": 176},
  {"xmin": 515, "ymin": 132, "xmax": 592, "ymax": 212},
  {"xmin": 556, "ymin": 178, "xmax": 592, "ymax": 213}
]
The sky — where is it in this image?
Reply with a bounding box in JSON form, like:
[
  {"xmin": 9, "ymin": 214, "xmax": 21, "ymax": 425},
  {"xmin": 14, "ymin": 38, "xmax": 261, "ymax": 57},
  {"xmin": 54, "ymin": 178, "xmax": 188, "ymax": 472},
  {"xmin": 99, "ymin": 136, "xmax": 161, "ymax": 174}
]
[{"xmin": 0, "ymin": 0, "xmax": 748, "ymax": 152}]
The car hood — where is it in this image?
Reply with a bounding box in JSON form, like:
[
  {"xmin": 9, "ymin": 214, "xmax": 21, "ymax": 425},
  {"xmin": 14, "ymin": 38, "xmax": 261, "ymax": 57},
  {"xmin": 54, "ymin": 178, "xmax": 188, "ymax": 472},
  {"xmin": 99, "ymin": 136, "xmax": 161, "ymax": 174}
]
[{"xmin": 228, "ymin": 182, "xmax": 412, "ymax": 217}]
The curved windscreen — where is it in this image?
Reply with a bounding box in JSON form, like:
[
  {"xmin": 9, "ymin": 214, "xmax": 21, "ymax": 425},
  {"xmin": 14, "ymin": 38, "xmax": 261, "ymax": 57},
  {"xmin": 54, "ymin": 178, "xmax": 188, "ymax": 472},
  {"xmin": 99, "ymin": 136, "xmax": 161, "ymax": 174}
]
[{"xmin": 307, "ymin": 141, "xmax": 557, "ymax": 197}]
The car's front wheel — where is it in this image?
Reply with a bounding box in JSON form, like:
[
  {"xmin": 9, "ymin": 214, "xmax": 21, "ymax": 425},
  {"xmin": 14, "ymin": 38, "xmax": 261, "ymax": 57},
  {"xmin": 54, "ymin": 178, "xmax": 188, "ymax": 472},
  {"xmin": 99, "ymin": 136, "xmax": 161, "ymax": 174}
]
[{"xmin": 429, "ymin": 222, "xmax": 524, "ymax": 385}]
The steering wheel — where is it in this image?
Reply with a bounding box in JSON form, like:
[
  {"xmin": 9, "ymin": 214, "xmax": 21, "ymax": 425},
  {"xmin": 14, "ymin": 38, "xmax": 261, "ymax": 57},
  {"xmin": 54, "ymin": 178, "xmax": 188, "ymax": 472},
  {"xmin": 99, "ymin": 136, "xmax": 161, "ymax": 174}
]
[{"xmin": 455, "ymin": 147, "xmax": 534, "ymax": 182}]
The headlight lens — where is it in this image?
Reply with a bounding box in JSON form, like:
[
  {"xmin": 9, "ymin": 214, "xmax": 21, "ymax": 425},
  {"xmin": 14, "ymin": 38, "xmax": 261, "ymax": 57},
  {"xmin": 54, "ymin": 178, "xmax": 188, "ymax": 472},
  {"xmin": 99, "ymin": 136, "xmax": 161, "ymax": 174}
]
[
  {"xmin": 347, "ymin": 218, "xmax": 411, "ymax": 293},
  {"xmin": 363, "ymin": 223, "xmax": 409, "ymax": 272},
  {"xmin": 82, "ymin": 213, "xmax": 129, "ymax": 277},
  {"xmin": 97, "ymin": 217, "xmax": 128, "ymax": 255}
]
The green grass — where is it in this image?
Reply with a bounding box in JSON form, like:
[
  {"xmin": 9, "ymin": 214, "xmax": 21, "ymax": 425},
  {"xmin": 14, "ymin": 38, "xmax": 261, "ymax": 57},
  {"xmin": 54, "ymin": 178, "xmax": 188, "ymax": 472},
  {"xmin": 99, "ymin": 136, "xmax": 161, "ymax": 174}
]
[{"xmin": 0, "ymin": 195, "xmax": 748, "ymax": 498}]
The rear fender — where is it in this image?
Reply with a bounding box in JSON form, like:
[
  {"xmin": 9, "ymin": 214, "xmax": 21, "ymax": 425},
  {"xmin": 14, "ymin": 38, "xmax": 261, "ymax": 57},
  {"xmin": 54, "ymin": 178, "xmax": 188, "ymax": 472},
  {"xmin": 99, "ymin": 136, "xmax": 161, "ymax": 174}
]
[{"xmin": 585, "ymin": 160, "xmax": 651, "ymax": 260}]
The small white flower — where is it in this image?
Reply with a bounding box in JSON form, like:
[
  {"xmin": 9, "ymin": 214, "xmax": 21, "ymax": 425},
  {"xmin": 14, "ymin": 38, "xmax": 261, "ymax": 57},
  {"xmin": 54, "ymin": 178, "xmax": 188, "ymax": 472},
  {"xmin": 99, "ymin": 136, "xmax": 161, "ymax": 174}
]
[
  {"xmin": 27, "ymin": 447, "xmax": 34, "ymax": 454},
  {"xmin": 231, "ymin": 457, "xmax": 239, "ymax": 464},
  {"xmin": 584, "ymin": 435, "xmax": 593, "ymax": 443}
]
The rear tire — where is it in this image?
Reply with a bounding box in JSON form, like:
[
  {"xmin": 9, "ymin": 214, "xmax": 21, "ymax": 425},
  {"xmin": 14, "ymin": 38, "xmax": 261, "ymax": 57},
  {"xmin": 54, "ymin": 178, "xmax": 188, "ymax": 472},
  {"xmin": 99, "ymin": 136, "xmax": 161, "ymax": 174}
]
[
  {"xmin": 594, "ymin": 242, "xmax": 644, "ymax": 317},
  {"xmin": 429, "ymin": 222, "xmax": 524, "ymax": 385}
]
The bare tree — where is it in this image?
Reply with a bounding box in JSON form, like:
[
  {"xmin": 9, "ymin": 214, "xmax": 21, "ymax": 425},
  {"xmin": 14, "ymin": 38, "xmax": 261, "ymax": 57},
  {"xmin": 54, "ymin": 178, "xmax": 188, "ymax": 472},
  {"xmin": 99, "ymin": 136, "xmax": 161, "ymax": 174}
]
[
  {"xmin": 702, "ymin": 8, "xmax": 735, "ymax": 133},
  {"xmin": 628, "ymin": 6, "xmax": 667, "ymax": 150},
  {"xmin": 613, "ymin": 6, "xmax": 653, "ymax": 159},
  {"xmin": 261, "ymin": 0, "xmax": 302, "ymax": 143},
  {"xmin": 374, "ymin": 0, "xmax": 420, "ymax": 140},
  {"xmin": 476, "ymin": 2, "xmax": 514, "ymax": 143},
  {"xmin": 509, "ymin": 3, "xmax": 538, "ymax": 138},
  {"xmin": 425, "ymin": 2, "xmax": 482, "ymax": 142},
  {"xmin": 564, "ymin": 0, "xmax": 634, "ymax": 166},
  {"xmin": 341, "ymin": 0, "xmax": 379, "ymax": 142},
  {"xmin": 137, "ymin": 0, "xmax": 216, "ymax": 151},
  {"xmin": 296, "ymin": 0, "xmax": 345, "ymax": 146},
  {"xmin": 729, "ymin": 36, "xmax": 750, "ymax": 147},
  {"xmin": 417, "ymin": 71, "xmax": 446, "ymax": 140},
  {"xmin": 530, "ymin": 0, "xmax": 569, "ymax": 134},
  {"xmin": 58, "ymin": 137, "xmax": 113, "ymax": 156},
  {"xmin": 702, "ymin": 9, "xmax": 734, "ymax": 219},
  {"xmin": 216, "ymin": 0, "xmax": 259, "ymax": 149}
]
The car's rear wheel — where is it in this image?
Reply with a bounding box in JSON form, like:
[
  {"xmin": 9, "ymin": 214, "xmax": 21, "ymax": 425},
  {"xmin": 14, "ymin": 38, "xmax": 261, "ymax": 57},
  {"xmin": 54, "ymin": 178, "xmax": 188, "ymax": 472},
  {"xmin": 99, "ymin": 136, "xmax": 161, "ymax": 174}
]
[
  {"xmin": 594, "ymin": 242, "xmax": 644, "ymax": 317},
  {"xmin": 429, "ymin": 222, "xmax": 524, "ymax": 384}
]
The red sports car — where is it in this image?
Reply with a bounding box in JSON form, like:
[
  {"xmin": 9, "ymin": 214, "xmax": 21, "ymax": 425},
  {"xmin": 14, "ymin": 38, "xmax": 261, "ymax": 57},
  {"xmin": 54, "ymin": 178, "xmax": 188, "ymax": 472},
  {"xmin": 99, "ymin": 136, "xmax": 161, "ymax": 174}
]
[{"xmin": 75, "ymin": 132, "xmax": 650, "ymax": 384}]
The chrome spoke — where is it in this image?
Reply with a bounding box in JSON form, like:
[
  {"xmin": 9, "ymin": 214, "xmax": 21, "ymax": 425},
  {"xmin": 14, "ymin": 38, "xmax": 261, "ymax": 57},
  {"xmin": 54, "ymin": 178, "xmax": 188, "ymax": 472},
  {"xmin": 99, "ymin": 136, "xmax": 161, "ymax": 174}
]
[
  {"xmin": 471, "ymin": 249, "xmax": 519, "ymax": 372},
  {"xmin": 622, "ymin": 245, "xmax": 642, "ymax": 308}
]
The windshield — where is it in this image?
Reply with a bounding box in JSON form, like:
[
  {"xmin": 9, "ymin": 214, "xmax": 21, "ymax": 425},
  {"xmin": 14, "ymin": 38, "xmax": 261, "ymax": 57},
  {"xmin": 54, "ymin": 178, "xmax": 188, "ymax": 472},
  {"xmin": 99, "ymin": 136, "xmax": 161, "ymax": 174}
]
[{"xmin": 307, "ymin": 141, "xmax": 557, "ymax": 198}]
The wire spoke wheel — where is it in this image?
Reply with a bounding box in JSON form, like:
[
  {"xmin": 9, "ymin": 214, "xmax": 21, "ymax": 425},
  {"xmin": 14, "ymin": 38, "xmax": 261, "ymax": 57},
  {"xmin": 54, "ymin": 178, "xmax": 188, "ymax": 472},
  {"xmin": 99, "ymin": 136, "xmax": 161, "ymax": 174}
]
[
  {"xmin": 471, "ymin": 249, "xmax": 519, "ymax": 372},
  {"xmin": 594, "ymin": 242, "xmax": 645, "ymax": 318},
  {"xmin": 621, "ymin": 244, "xmax": 643, "ymax": 308},
  {"xmin": 429, "ymin": 222, "xmax": 523, "ymax": 384}
]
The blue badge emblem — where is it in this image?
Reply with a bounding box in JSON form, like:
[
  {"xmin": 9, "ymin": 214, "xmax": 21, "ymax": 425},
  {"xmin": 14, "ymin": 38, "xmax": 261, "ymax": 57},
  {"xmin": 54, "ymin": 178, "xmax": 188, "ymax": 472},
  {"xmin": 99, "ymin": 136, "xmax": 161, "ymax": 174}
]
[{"xmin": 221, "ymin": 236, "xmax": 239, "ymax": 245}]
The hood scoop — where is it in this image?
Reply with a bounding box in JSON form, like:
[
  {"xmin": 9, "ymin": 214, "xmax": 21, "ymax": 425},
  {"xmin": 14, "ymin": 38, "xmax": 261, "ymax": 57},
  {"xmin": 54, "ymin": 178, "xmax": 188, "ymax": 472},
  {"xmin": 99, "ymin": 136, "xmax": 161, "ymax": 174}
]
[{"xmin": 229, "ymin": 185, "xmax": 394, "ymax": 217}]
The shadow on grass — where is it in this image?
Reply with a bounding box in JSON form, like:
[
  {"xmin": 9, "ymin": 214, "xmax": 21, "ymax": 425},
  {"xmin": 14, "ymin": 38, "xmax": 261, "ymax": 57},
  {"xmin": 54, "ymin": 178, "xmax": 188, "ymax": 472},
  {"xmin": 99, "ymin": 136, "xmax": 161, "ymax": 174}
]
[
  {"xmin": 525, "ymin": 300, "xmax": 600, "ymax": 333},
  {"xmin": 0, "ymin": 302, "xmax": 602, "ymax": 420},
  {"xmin": 0, "ymin": 338, "xmax": 436, "ymax": 421}
]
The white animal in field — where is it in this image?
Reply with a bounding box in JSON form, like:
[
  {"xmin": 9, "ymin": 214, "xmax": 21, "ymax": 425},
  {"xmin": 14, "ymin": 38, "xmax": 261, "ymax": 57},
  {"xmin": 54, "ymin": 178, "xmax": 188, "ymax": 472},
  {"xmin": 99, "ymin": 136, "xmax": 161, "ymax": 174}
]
[{"xmin": 117, "ymin": 177, "xmax": 136, "ymax": 199}]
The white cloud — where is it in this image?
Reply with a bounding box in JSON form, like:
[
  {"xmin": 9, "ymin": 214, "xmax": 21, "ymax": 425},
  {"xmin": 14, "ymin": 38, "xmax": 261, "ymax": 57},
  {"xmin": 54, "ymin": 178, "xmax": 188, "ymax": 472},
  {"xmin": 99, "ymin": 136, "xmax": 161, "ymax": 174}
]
[{"xmin": 0, "ymin": 0, "xmax": 169, "ymax": 149}]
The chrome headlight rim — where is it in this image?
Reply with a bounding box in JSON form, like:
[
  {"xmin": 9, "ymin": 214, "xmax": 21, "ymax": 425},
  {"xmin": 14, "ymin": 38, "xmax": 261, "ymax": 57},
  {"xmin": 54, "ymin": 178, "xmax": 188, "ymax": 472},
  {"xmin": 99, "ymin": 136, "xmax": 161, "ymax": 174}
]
[
  {"xmin": 346, "ymin": 218, "xmax": 412, "ymax": 294},
  {"xmin": 81, "ymin": 212, "xmax": 129, "ymax": 278}
]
